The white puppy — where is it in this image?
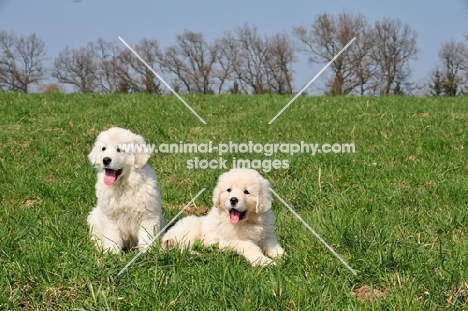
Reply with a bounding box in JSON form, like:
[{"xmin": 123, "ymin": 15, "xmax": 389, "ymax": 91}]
[
  {"xmin": 87, "ymin": 127, "xmax": 165, "ymax": 253},
  {"xmin": 162, "ymin": 168, "xmax": 284, "ymax": 266}
]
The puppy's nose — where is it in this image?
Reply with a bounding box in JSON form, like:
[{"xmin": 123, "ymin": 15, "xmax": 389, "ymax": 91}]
[
  {"xmin": 230, "ymin": 197, "xmax": 238, "ymax": 205},
  {"xmin": 103, "ymin": 157, "xmax": 112, "ymax": 166}
]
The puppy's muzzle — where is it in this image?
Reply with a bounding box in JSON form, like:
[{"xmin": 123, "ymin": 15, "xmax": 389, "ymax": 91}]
[
  {"xmin": 103, "ymin": 157, "xmax": 112, "ymax": 166},
  {"xmin": 230, "ymin": 197, "xmax": 238, "ymax": 206}
]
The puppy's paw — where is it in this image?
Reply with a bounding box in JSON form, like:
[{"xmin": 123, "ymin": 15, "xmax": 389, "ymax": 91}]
[
  {"xmin": 162, "ymin": 239, "xmax": 195, "ymax": 255},
  {"xmin": 102, "ymin": 245, "xmax": 121, "ymax": 254},
  {"xmin": 137, "ymin": 244, "xmax": 151, "ymax": 253},
  {"xmin": 252, "ymin": 255, "xmax": 275, "ymax": 267},
  {"xmin": 161, "ymin": 239, "xmax": 175, "ymax": 250},
  {"xmin": 267, "ymin": 245, "xmax": 285, "ymax": 259}
]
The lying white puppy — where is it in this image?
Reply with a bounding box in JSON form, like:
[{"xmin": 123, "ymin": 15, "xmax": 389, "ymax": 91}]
[
  {"xmin": 87, "ymin": 127, "xmax": 165, "ymax": 253},
  {"xmin": 162, "ymin": 168, "xmax": 284, "ymax": 266}
]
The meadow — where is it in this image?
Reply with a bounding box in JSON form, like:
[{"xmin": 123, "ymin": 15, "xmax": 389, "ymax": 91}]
[{"xmin": 0, "ymin": 93, "xmax": 467, "ymax": 310}]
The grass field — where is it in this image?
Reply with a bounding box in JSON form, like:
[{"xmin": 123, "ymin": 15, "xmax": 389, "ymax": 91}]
[{"xmin": 1, "ymin": 93, "xmax": 468, "ymax": 310}]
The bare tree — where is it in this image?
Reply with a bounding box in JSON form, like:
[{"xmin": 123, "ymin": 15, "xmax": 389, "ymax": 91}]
[
  {"xmin": 348, "ymin": 22, "xmax": 378, "ymax": 95},
  {"xmin": 213, "ymin": 32, "xmax": 240, "ymax": 94},
  {"xmin": 92, "ymin": 38, "xmax": 121, "ymax": 94},
  {"xmin": 266, "ymin": 32, "xmax": 295, "ymax": 94},
  {"xmin": 52, "ymin": 44, "xmax": 98, "ymax": 93},
  {"xmin": 115, "ymin": 38, "xmax": 165, "ymax": 94},
  {"xmin": 212, "ymin": 24, "xmax": 297, "ymax": 95},
  {"xmin": 428, "ymin": 67, "xmax": 444, "ymax": 96},
  {"xmin": 136, "ymin": 38, "xmax": 165, "ymax": 94},
  {"xmin": 371, "ymin": 18, "xmax": 418, "ymax": 95},
  {"xmin": 0, "ymin": 31, "xmax": 46, "ymax": 93},
  {"xmin": 161, "ymin": 30, "xmax": 216, "ymax": 94},
  {"xmin": 113, "ymin": 49, "xmax": 137, "ymax": 93},
  {"xmin": 232, "ymin": 23, "xmax": 270, "ymax": 94},
  {"xmin": 0, "ymin": 31, "xmax": 16, "ymax": 91},
  {"xmin": 293, "ymin": 12, "xmax": 372, "ymax": 95},
  {"xmin": 435, "ymin": 40, "xmax": 468, "ymax": 96}
]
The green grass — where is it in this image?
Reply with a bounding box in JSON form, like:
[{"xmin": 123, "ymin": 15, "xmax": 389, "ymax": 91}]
[{"xmin": 1, "ymin": 93, "xmax": 468, "ymax": 310}]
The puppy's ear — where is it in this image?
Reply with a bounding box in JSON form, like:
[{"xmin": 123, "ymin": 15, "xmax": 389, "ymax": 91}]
[
  {"xmin": 132, "ymin": 149, "xmax": 150, "ymax": 169},
  {"xmin": 212, "ymin": 173, "xmax": 226, "ymax": 208},
  {"xmin": 88, "ymin": 142, "xmax": 101, "ymax": 167},
  {"xmin": 212, "ymin": 181, "xmax": 222, "ymax": 208},
  {"xmin": 256, "ymin": 178, "xmax": 272, "ymax": 214},
  {"xmin": 132, "ymin": 135, "xmax": 150, "ymax": 169}
]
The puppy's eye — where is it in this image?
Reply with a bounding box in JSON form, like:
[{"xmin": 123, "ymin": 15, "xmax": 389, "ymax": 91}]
[
  {"xmin": 227, "ymin": 188, "xmax": 231, "ymax": 192},
  {"xmin": 244, "ymin": 190, "xmax": 250, "ymax": 195},
  {"xmin": 117, "ymin": 148, "xmax": 121, "ymax": 153},
  {"xmin": 101, "ymin": 147, "xmax": 106, "ymax": 151}
]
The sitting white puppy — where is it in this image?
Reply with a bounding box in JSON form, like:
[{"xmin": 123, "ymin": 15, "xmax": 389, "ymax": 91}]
[
  {"xmin": 162, "ymin": 168, "xmax": 284, "ymax": 266},
  {"xmin": 87, "ymin": 127, "xmax": 165, "ymax": 253}
]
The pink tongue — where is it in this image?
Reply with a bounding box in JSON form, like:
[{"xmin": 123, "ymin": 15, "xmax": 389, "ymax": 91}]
[
  {"xmin": 230, "ymin": 210, "xmax": 241, "ymax": 224},
  {"xmin": 104, "ymin": 169, "xmax": 117, "ymax": 185}
]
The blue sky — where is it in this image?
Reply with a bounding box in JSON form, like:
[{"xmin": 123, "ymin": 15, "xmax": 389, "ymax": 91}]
[{"xmin": 0, "ymin": 0, "xmax": 467, "ymax": 93}]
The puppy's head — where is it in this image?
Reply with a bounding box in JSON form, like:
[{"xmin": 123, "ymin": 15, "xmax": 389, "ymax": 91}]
[
  {"xmin": 88, "ymin": 127, "xmax": 151, "ymax": 186},
  {"xmin": 213, "ymin": 168, "xmax": 272, "ymax": 224}
]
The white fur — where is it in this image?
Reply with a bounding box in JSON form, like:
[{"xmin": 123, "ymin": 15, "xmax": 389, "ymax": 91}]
[
  {"xmin": 162, "ymin": 168, "xmax": 284, "ymax": 266},
  {"xmin": 87, "ymin": 127, "xmax": 165, "ymax": 253}
]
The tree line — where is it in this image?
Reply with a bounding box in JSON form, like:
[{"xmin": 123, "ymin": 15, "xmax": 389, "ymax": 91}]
[{"xmin": 1, "ymin": 12, "xmax": 467, "ymax": 96}]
